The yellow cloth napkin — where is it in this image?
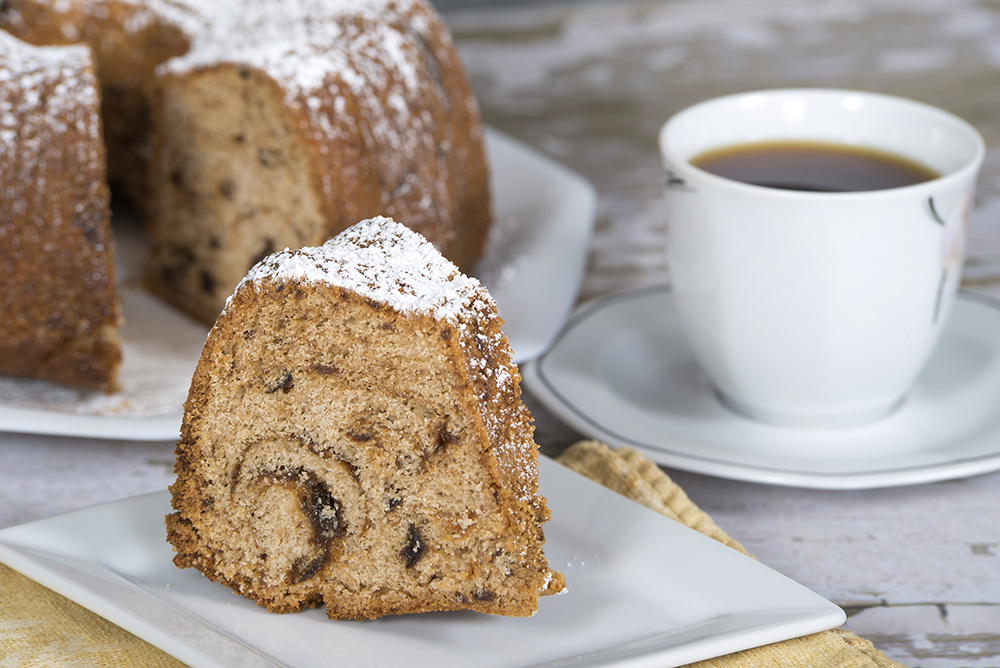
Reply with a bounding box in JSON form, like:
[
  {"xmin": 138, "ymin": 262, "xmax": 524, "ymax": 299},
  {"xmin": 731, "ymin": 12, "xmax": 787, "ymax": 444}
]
[
  {"xmin": 0, "ymin": 440, "xmax": 905, "ymax": 667},
  {"xmin": 0, "ymin": 562, "xmax": 185, "ymax": 668}
]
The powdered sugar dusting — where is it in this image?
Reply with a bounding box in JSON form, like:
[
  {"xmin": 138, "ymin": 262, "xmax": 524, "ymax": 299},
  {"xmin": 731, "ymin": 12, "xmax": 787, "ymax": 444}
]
[
  {"xmin": 0, "ymin": 31, "xmax": 97, "ymax": 160},
  {"xmin": 238, "ymin": 216, "xmax": 492, "ymax": 322},
  {"xmin": 156, "ymin": 0, "xmax": 424, "ymax": 90},
  {"xmin": 25, "ymin": 0, "xmax": 433, "ymax": 100}
]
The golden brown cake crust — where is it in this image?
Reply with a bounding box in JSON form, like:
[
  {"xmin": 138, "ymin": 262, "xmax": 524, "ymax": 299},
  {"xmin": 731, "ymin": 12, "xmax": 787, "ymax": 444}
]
[
  {"xmin": 0, "ymin": 31, "xmax": 121, "ymax": 392},
  {"xmin": 167, "ymin": 218, "xmax": 560, "ymax": 620}
]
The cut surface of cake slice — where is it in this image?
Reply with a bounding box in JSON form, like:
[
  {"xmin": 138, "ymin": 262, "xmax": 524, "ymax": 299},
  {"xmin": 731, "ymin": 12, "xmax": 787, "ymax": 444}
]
[
  {"xmin": 167, "ymin": 216, "xmax": 563, "ymax": 620},
  {"xmin": 0, "ymin": 30, "xmax": 121, "ymax": 392}
]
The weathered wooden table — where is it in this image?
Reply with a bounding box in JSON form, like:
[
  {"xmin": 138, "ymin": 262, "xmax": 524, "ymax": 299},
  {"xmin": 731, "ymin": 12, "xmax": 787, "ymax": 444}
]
[
  {"xmin": 451, "ymin": 1, "xmax": 1000, "ymax": 665},
  {"xmin": 2, "ymin": 1, "xmax": 1000, "ymax": 666}
]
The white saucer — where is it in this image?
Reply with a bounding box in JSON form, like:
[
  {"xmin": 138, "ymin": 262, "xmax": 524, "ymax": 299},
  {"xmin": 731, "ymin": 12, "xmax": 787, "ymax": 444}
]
[{"xmin": 521, "ymin": 286, "xmax": 1000, "ymax": 489}]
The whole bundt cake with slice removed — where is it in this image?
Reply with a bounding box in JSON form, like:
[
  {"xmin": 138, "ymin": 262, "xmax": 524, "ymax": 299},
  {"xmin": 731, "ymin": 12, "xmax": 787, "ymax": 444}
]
[
  {"xmin": 166, "ymin": 216, "xmax": 563, "ymax": 620},
  {"xmin": 2, "ymin": 0, "xmax": 492, "ymax": 326}
]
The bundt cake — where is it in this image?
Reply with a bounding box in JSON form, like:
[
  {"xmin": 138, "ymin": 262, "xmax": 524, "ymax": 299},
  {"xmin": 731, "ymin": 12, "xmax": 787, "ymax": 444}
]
[
  {"xmin": 1, "ymin": 0, "xmax": 492, "ymax": 326},
  {"xmin": 0, "ymin": 30, "xmax": 122, "ymax": 392},
  {"xmin": 166, "ymin": 217, "xmax": 563, "ymax": 620}
]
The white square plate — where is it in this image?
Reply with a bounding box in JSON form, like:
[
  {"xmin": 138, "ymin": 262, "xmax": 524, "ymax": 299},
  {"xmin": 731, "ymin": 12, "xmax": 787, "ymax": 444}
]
[
  {"xmin": 0, "ymin": 456, "xmax": 844, "ymax": 668},
  {"xmin": 0, "ymin": 128, "xmax": 595, "ymax": 441}
]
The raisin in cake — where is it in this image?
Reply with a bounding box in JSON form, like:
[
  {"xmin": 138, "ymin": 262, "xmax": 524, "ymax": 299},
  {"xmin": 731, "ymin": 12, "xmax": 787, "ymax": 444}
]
[
  {"xmin": 167, "ymin": 217, "xmax": 563, "ymax": 620},
  {"xmin": 1, "ymin": 0, "xmax": 492, "ymax": 325},
  {"xmin": 0, "ymin": 30, "xmax": 121, "ymax": 392}
]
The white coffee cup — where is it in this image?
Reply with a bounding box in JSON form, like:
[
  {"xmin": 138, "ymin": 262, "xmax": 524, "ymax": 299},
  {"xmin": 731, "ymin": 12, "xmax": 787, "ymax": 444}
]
[{"xmin": 659, "ymin": 89, "xmax": 984, "ymax": 427}]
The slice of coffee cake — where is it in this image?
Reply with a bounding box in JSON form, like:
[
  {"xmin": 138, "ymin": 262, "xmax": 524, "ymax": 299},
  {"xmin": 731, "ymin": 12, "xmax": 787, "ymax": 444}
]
[{"xmin": 166, "ymin": 216, "xmax": 563, "ymax": 620}]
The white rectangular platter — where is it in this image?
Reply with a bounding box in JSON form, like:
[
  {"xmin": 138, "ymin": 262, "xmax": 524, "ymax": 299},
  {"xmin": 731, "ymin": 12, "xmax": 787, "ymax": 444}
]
[{"xmin": 0, "ymin": 128, "xmax": 595, "ymax": 441}]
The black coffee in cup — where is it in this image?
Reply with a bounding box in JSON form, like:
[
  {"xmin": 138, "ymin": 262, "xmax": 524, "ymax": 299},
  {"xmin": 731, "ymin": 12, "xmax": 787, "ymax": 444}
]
[{"xmin": 691, "ymin": 140, "xmax": 939, "ymax": 193}]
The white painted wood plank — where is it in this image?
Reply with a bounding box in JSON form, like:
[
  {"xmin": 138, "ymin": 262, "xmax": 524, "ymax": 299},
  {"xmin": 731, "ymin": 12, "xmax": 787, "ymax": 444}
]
[
  {"xmin": 0, "ymin": 433, "xmax": 176, "ymax": 530},
  {"xmin": 843, "ymin": 604, "xmax": 1000, "ymax": 667}
]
